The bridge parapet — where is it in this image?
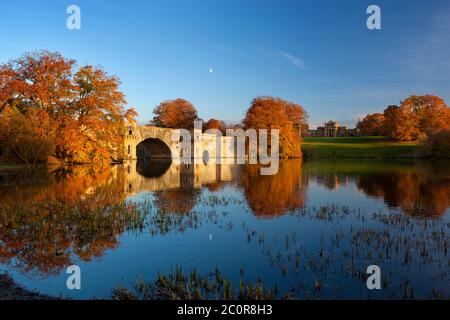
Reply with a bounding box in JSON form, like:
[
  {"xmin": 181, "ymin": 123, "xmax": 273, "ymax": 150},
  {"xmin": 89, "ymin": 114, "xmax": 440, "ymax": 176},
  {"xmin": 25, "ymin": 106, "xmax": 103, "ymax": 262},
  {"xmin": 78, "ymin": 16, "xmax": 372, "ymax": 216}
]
[{"xmin": 120, "ymin": 124, "xmax": 234, "ymax": 161}]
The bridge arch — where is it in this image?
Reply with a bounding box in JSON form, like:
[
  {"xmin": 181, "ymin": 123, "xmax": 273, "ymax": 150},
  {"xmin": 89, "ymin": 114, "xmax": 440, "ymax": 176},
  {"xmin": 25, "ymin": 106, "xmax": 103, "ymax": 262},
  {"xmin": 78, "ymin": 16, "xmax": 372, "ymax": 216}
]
[
  {"xmin": 136, "ymin": 138, "xmax": 172, "ymax": 159},
  {"xmin": 123, "ymin": 125, "xmax": 180, "ymax": 160}
]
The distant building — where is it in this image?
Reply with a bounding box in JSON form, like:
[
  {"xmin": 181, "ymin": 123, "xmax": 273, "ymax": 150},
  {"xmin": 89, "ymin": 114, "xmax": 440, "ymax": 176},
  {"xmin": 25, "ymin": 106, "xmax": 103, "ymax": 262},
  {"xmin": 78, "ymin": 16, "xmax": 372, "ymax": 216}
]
[
  {"xmin": 347, "ymin": 128, "xmax": 359, "ymax": 137},
  {"xmin": 307, "ymin": 121, "xmax": 357, "ymax": 137}
]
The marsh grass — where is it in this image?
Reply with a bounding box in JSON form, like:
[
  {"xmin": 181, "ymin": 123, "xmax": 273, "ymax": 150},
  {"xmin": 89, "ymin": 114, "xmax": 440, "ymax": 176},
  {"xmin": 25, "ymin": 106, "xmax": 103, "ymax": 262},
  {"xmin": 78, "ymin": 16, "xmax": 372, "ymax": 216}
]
[
  {"xmin": 0, "ymin": 172, "xmax": 448, "ymax": 299},
  {"xmin": 110, "ymin": 199, "xmax": 448, "ymax": 299},
  {"xmin": 112, "ymin": 266, "xmax": 282, "ymax": 300}
]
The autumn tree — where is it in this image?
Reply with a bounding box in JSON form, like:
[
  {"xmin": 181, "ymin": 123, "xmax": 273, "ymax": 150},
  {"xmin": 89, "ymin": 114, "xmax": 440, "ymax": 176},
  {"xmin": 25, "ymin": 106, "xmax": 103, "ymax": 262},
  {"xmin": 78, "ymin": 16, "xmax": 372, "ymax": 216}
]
[
  {"xmin": 57, "ymin": 65, "xmax": 137, "ymax": 163},
  {"xmin": 383, "ymin": 105, "xmax": 419, "ymax": 141},
  {"xmin": 380, "ymin": 95, "xmax": 450, "ymax": 142},
  {"xmin": 0, "ymin": 107, "xmax": 55, "ymax": 164},
  {"xmin": 243, "ymin": 96, "xmax": 307, "ymax": 158},
  {"xmin": 356, "ymin": 113, "xmax": 385, "ymax": 136},
  {"xmin": 0, "ymin": 51, "xmax": 136, "ymax": 164},
  {"xmin": 203, "ymin": 118, "xmax": 226, "ymax": 134},
  {"xmin": 151, "ymin": 99, "xmax": 199, "ymax": 129},
  {"xmin": 400, "ymin": 95, "xmax": 450, "ymax": 132},
  {"xmin": 0, "ymin": 51, "xmax": 75, "ymax": 114},
  {"xmin": 285, "ymin": 102, "xmax": 309, "ymax": 136}
]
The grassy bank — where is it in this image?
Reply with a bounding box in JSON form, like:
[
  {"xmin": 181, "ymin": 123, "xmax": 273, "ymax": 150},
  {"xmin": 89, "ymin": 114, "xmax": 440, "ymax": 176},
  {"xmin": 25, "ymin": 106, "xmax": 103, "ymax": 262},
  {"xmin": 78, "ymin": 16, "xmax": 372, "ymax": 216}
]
[{"xmin": 302, "ymin": 136, "xmax": 421, "ymax": 159}]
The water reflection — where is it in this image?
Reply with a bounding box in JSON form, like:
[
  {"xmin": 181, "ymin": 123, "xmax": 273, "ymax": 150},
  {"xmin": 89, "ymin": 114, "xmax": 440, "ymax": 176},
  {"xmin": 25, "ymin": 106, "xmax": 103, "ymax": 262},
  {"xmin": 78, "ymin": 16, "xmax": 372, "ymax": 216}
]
[
  {"xmin": 127, "ymin": 160, "xmax": 307, "ymax": 217},
  {"xmin": 1, "ymin": 160, "xmax": 449, "ymax": 220},
  {"xmin": 240, "ymin": 161, "xmax": 306, "ymax": 217},
  {"xmin": 302, "ymin": 161, "xmax": 450, "ymax": 216},
  {"xmin": 136, "ymin": 158, "xmax": 172, "ymax": 178},
  {"xmin": 0, "ymin": 166, "xmax": 141, "ymax": 277},
  {"xmin": 0, "ymin": 159, "xmax": 449, "ymax": 282},
  {"xmin": 355, "ymin": 164, "xmax": 450, "ymax": 216}
]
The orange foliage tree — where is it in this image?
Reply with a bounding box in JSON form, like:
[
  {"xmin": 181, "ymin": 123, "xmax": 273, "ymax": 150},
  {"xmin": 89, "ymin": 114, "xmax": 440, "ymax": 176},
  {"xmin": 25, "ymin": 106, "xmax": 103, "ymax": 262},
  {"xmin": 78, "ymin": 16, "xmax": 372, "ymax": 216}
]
[
  {"xmin": 203, "ymin": 118, "xmax": 226, "ymax": 134},
  {"xmin": 285, "ymin": 102, "xmax": 309, "ymax": 136},
  {"xmin": 400, "ymin": 95, "xmax": 450, "ymax": 132},
  {"xmin": 151, "ymin": 98, "xmax": 199, "ymax": 129},
  {"xmin": 381, "ymin": 95, "xmax": 450, "ymax": 142},
  {"xmin": 382, "ymin": 105, "xmax": 419, "ymax": 141},
  {"xmin": 356, "ymin": 113, "xmax": 385, "ymax": 136},
  {"xmin": 243, "ymin": 96, "xmax": 307, "ymax": 158},
  {"xmin": 0, "ymin": 51, "xmax": 137, "ymax": 164},
  {"xmin": 357, "ymin": 95, "xmax": 450, "ymax": 142}
]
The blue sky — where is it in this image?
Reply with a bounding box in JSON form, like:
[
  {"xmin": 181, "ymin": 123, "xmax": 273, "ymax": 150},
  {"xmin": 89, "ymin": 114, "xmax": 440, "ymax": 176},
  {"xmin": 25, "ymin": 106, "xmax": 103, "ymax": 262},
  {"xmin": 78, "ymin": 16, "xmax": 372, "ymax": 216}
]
[{"xmin": 1, "ymin": 0, "xmax": 449, "ymax": 128}]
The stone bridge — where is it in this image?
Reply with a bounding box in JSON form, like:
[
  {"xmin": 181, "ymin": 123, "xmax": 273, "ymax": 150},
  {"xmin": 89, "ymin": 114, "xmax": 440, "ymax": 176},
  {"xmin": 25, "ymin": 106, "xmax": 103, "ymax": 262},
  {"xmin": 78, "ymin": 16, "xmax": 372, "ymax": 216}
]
[
  {"xmin": 122, "ymin": 125, "xmax": 179, "ymax": 160},
  {"xmin": 120, "ymin": 124, "xmax": 235, "ymax": 162}
]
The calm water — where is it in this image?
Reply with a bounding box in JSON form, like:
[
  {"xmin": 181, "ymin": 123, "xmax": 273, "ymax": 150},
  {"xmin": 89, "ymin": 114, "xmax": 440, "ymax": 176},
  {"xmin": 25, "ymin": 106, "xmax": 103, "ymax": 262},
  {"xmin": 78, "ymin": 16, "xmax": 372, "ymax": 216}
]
[{"xmin": 0, "ymin": 159, "xmax": 449, "ymax": 299}]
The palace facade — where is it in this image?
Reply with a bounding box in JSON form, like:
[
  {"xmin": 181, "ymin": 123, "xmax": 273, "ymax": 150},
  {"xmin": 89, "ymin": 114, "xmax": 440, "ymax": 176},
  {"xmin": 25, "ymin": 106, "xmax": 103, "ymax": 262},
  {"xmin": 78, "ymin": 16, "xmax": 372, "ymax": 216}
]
[{"xmin": 307, "ymin": 121, "xmax": 358, "ymax": 137}]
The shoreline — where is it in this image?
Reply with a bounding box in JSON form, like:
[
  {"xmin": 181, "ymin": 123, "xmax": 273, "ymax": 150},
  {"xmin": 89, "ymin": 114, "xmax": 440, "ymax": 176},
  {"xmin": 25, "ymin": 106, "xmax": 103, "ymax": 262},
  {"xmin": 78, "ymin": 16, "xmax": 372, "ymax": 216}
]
[{"xmin": 0, "ymin": 274, "xmax": 57, "ymax": 300}]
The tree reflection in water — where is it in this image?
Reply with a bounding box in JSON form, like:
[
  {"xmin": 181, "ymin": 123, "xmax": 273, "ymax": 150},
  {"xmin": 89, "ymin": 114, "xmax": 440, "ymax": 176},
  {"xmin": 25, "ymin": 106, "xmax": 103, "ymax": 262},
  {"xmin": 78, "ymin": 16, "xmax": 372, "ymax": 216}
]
[
  {"xmin": 0, "ymin": 165, "xmax": 144, "ymax": 277},
  {"xmin": 356, "ymin": 173, "xmax": 450, "ymax": 216},
  {"xmin": 302, "ymin": 160, "xmax": 450, "ymax": 216},
  {"xmin": 153, "ymin": 188, "xmax": 201, "ymax": 214},
  {"xmin": 240, "ymin": 159, "xmax": 307, "ymax": 217},
  {"xmin": 0, "ymin": 159, "xmax": 449, "ymax": 281}
]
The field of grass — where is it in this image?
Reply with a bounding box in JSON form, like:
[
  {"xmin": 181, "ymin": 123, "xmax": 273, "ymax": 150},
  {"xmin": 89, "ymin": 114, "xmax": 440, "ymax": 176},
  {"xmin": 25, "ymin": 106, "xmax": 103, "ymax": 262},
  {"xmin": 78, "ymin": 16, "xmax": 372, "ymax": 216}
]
[{"xmin": 302, "ymin": 136, "xmax": 421, "ymax": 159}]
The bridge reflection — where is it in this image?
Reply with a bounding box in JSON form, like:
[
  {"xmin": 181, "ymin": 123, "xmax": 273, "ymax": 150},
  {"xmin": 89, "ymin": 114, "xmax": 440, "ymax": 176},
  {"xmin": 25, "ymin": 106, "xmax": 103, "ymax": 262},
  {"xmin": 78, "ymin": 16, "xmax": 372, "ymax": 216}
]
[
  {"xmin": 136, "ymin": 158, "xmax": 172, "ymax": 178},
  {"xmin": 121, "ymin": 159, "xmax": 308, "ymax": 217},
  {"xmin": 122, "ymin": 159, "xmax": 450, "ymax": 216},
  {"xmin": 123, "ymin": 159, "xmax": 242, "ymax": 196}
]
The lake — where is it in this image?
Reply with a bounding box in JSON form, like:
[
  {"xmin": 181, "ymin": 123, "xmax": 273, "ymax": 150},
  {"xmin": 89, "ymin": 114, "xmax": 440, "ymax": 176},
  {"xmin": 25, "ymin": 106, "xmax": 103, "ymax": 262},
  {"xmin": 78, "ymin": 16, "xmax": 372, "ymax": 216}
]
[{"xmin": 0, "ymin": 159, "xmax": 449, "ymax": 299}]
